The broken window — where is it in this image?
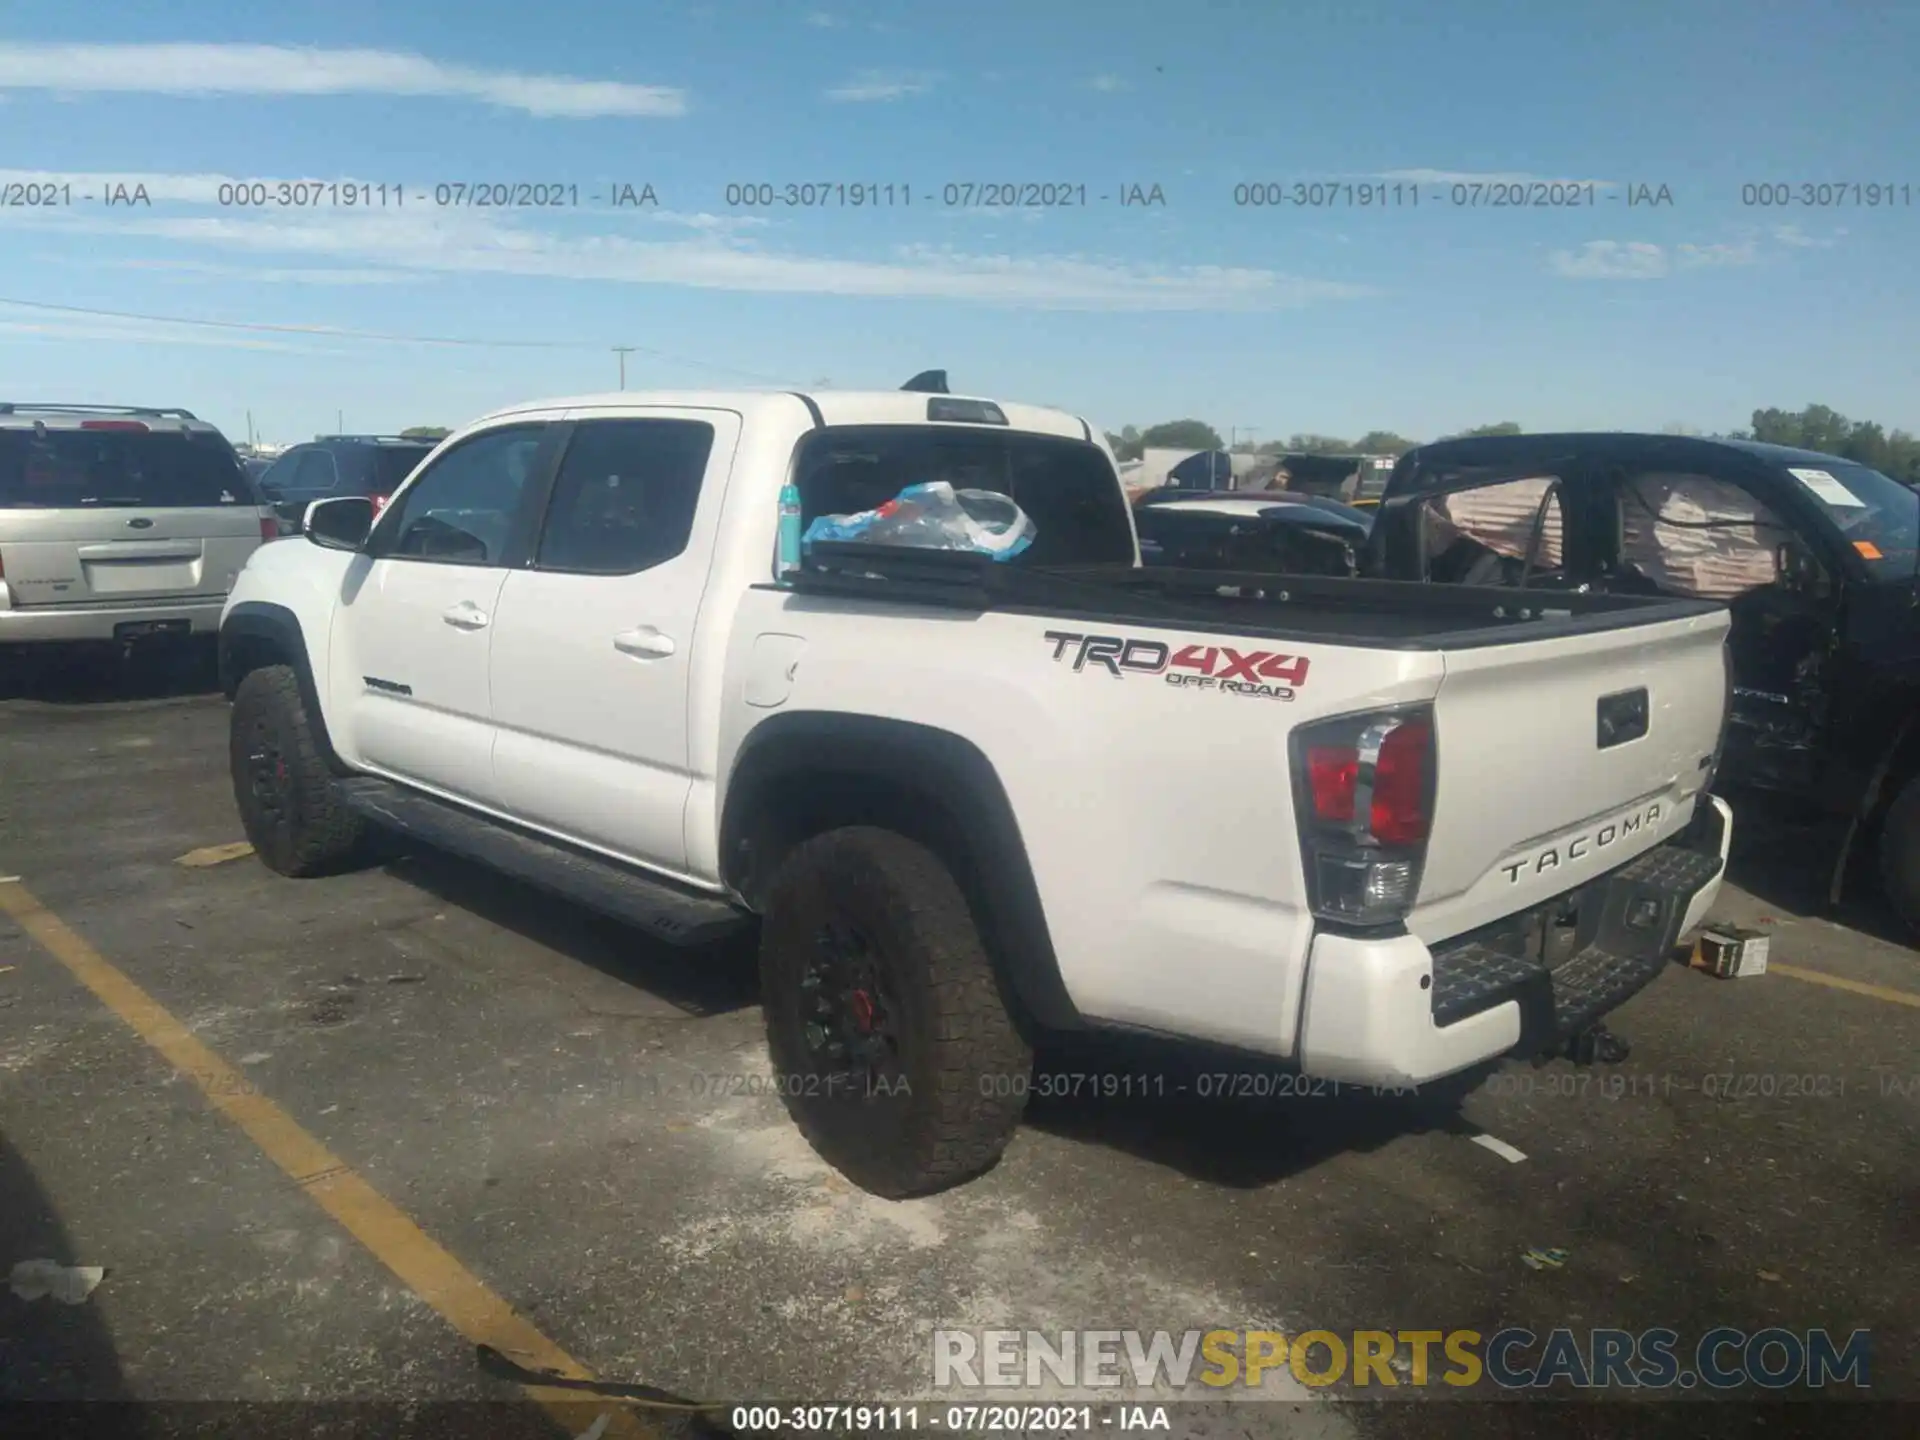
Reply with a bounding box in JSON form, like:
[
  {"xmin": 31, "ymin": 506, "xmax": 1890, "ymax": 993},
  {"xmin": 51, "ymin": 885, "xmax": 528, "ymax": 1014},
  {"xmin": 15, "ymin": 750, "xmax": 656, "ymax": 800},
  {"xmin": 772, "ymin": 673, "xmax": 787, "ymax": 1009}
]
[
  {"xmin": 1615, "ymin": 472, "xmax": 1789, "ymax": 601},
  {"xmin": 1422, "ymin": 476, "xmax": 1564, "ymax": 581}
]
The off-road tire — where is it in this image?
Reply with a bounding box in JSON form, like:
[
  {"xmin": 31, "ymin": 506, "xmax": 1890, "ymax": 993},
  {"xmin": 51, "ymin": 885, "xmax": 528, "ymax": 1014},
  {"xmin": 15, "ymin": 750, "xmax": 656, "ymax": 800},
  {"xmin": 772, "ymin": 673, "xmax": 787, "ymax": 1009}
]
[
  {"xmin": 759, "ymin": 825, "xmax": 1033, "ymax": 1198},
  {"xmin": 229, "ymin": 664, "xmax": 371, "ymax": 877},
  {"xmin": 1877, "ymin": 773, "xmax": 1920, "ymax": 936}
]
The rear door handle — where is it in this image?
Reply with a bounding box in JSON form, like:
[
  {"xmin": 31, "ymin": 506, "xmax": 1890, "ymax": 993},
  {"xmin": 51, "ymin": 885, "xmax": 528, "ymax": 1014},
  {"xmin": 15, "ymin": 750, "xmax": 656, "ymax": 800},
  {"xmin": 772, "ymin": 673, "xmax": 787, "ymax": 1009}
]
[
  {"xmin": 442, "ymin": 601, "xmax": 490, "ymax": 630},
  {"xmin": 613, "ymin": 627, "xmax": 676, "ymax": 659}
]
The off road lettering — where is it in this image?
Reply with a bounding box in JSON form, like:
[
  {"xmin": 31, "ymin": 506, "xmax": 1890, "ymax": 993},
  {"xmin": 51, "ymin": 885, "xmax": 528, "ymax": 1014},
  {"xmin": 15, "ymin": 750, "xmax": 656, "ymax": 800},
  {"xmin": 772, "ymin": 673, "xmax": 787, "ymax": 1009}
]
[{"xmin": 1043, "ymin": 631, "xmax": 1310, "ymax": 698}]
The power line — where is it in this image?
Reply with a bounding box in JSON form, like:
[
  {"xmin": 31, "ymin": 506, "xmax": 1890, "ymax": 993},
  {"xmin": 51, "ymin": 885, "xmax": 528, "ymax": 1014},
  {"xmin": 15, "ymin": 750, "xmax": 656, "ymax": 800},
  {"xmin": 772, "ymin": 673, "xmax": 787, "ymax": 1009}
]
[{"xmin": 0, "ymin": 295, "xmax": 797, "ymax": 387}]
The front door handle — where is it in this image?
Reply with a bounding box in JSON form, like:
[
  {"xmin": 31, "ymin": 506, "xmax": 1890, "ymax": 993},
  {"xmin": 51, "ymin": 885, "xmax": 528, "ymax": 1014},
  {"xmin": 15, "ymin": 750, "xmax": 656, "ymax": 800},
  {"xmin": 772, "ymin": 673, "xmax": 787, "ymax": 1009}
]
[
  {"xmin": 613, "ymin": 627, "xmax": 676, "ymax": 659},
  {"xmin": 442, "ymin": 601, "xmax": 490, "ymax": 630}
]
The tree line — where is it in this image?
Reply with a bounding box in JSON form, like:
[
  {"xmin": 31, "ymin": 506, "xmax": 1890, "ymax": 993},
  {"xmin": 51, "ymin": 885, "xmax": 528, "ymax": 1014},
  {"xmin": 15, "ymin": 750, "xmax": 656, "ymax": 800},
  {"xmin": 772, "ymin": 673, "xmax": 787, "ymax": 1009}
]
[{"xmin": 1103, "ymin": 406, "xmax": 1920, "ymax": 481}]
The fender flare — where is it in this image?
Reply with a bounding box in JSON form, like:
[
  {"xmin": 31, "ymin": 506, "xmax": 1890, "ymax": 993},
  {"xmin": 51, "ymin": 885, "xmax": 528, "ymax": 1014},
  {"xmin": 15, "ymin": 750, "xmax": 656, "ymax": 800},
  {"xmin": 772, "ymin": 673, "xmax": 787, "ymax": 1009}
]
[
  {"xmin": 219, "ymin": 601, "xmax": 347, "ymax": 773},
  {"xmin": 719, "ymin": 711, "xmax": 1083, "ymax": 1033}
]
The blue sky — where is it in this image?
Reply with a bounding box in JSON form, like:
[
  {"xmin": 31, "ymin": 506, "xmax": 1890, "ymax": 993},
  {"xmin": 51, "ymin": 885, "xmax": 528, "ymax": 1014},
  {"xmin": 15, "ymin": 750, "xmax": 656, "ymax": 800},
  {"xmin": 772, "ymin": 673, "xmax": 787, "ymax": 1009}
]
[{"xmin": 0, "ymin": 0, "xmax": 1915, "ymax": 447}]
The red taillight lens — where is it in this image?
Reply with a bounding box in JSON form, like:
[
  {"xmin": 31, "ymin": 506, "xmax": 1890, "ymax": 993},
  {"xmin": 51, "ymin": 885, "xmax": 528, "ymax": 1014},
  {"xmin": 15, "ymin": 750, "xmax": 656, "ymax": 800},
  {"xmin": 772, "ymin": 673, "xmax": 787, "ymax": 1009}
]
[
  {"xmin": 259, "ymin": 514, "xmax": 278, "ymax": 542},
  {"xmin": 80, "ymin": 419, "xmax": 149, "ymax": 431},
  {"xmin": 370, "ymin": 494, "xmax": 390, "ymax": 516},
  {"xmin": 1292, "ymin": 706, "xmax": 1436, "ymax": 927},
  {"xmin": 1370, "ymin": 719, "xmax": 1433, "ymax": 845},
  {"xmin": 1307, "ymin": 745, "xmax": 1358, "ymax": 822}
]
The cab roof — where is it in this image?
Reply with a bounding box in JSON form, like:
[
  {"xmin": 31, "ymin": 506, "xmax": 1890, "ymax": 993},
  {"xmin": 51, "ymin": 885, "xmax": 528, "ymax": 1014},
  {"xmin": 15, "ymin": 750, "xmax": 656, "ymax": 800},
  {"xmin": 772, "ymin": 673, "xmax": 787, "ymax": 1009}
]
[{"xmin": 475, "ymin": 389, "xmax": 1097, "ymax": 443}]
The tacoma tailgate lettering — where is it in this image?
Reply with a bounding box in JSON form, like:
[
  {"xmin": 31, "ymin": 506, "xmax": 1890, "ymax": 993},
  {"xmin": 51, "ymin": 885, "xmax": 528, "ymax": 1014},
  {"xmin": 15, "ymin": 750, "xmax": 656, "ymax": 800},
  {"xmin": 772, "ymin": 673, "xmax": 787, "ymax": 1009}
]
[{"xmin": 1501, "ymin": 802, "xmax": 1663, "ymax": 883}]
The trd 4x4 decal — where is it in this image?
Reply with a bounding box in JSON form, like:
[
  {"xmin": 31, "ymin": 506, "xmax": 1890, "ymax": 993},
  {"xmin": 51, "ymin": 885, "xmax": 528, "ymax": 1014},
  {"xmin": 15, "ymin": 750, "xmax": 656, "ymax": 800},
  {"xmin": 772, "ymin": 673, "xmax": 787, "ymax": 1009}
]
[{"xmin": 1042, "ymin": 631, "xmax": 1309, "ymax": 701}]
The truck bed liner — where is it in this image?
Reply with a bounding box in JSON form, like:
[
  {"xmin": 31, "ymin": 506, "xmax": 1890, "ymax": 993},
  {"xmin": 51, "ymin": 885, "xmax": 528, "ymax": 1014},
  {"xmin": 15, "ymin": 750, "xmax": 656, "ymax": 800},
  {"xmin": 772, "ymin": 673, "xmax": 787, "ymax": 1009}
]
[{"xmin": 779, "ymin": 542, "xmax": 1724, "ymax": 651}]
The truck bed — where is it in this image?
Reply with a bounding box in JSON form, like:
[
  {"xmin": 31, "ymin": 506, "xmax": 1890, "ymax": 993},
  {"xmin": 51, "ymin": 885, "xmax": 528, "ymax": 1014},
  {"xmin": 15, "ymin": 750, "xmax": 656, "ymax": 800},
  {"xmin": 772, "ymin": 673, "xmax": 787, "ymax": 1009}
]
[{"xmin": 781, "ymin": 541, "xmax": 1724, "ymax": 651}]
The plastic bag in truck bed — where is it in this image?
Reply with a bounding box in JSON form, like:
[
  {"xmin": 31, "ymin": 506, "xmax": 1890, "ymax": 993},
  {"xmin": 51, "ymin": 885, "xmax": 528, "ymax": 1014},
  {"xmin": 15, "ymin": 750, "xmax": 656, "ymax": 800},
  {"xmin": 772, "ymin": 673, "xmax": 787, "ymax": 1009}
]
[
  {"xmin": 802, "ymin": 481, "xmax": 1037, "ymax": 562},
  {"xmin": 1618, "ymin": 472, "xmax": 1788, "ymax": 600}
]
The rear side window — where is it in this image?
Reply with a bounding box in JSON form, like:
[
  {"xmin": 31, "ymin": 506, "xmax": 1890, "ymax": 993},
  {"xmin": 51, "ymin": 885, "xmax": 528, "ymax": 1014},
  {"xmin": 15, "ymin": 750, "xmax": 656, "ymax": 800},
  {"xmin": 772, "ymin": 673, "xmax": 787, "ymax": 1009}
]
[
  {"xmin": 794, "ymin": 425, "xmax": 1135, "ymax": 567},
  {"xmin": 535, "ymin": 419, "xmax": 715, "ymax": 575},
  {"xmin": 1420, "ymin": 475, "xmax": 1564, "ymax": 583},
  {"xmin": 371, "ymin": 446, "xmax": 432, "ymax": 494},
  {"xmin": 0, "ymin": 429, "xmax": 247, "ymax": 509},
  {"xmin": 290, "ymin": 449, "xmax": 338, "ymax": 494}
]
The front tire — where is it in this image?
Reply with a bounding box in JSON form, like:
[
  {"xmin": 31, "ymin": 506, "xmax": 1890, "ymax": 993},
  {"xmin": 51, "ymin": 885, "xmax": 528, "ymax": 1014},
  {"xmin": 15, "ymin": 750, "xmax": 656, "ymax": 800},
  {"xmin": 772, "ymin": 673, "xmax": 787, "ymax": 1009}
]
[
  {"xmin": 1877, "ymin": 773, "xmax": 1920, "ymax": 936},
  {"xmin": 229, "ymin": 664, "xmax": 370, "ymax": 877},
  {"xmin": 759, "ymin": 826, "xmax": 1033, "ymax": 1198}
]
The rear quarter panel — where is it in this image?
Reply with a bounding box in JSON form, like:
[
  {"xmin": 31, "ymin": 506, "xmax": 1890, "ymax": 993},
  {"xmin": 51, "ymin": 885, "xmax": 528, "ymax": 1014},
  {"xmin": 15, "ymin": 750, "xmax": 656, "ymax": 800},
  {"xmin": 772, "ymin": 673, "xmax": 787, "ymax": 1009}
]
[{"xmin": 713, "ymin": 591, "xmax": 1445, "ymax": 1056}]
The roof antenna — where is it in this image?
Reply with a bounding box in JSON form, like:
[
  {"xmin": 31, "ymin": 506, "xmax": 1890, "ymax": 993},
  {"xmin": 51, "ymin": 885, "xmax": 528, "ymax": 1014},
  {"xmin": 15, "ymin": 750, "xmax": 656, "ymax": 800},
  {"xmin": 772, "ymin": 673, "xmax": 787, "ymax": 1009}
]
[{"xmin": 901, "ymin": 369, "xmax": 949, "ymax": 394}]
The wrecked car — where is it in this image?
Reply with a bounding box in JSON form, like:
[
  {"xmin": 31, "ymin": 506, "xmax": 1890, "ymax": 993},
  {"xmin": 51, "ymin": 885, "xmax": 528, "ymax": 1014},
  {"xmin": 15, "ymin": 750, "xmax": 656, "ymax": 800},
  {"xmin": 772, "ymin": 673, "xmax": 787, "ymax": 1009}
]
[
  {"xmin": 1366, "ymin": 433, "xmax": 1920, "ymax": 932},
  {"xmin": 1133, "ymin": 488, "xmax": 1372, "ymax": 576}
]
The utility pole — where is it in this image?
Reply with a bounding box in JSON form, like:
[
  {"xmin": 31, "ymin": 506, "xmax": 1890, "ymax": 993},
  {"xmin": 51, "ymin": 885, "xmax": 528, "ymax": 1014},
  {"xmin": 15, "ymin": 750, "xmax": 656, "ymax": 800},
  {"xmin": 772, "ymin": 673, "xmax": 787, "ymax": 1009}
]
[
  {"xmin": 247, "ymin": 411, "xmax": 255, "ymax": 447},
  {"xmin": 613, "ymin": 347, "xmax": 636, "ymax": 390},
  {"xmin": 336, "ymin": 409, "xmax": 344, "ymax": 434}
]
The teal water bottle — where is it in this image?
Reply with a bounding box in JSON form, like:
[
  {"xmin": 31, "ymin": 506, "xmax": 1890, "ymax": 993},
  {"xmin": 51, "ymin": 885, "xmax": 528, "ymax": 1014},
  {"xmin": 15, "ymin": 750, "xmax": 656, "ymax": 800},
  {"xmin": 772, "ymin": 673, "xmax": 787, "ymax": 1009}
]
[{"xmin": 776, "ymin": 481, "xmax": 804, "ymax": 581}]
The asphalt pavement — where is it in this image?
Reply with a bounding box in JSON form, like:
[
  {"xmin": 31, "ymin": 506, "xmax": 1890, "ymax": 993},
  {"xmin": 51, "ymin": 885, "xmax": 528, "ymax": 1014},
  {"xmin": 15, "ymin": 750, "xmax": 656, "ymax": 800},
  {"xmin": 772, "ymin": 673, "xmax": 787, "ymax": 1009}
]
[{"xmin": 1, "ymin": 646, "xmax": 1915, "ymax": 1439}]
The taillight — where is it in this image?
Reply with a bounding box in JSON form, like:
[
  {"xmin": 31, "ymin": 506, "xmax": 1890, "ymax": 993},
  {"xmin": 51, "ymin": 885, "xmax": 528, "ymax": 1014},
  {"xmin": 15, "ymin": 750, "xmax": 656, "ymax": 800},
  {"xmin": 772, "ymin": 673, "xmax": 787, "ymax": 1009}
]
[
  {"xmin": 370, "ymin": 494, "xmax": 390, "ymax": 516},
  {"xmin": 1292, "ymin": 706, "xmax": 1436, "ymax": 927},
  {"xmin": 259, "ymin": 511, "xmax": 279, "ymax": 542},
  {"xmin": 80, "ymin": 419, "xmax": 149, "ymax": 432}
]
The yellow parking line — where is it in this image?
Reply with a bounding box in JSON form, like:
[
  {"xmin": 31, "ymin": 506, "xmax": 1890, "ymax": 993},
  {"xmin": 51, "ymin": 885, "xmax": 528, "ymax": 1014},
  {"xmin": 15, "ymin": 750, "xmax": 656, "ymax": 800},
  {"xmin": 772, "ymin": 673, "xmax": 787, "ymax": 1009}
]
[
  {"xmin": 1771, "ymin": 961, "xmax": 1920, "ymax": 1010},
  {"xmin": 0, "ymin": 879, "xmax": 660, "ymax": 1438}
]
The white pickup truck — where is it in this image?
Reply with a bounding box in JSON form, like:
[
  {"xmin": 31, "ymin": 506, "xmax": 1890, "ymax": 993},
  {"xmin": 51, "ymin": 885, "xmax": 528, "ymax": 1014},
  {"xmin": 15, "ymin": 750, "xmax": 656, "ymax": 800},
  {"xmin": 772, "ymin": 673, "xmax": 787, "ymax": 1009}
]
[{"xmin": 219, "ymin": 385, "xmax": 1735, "ymax": 1197}]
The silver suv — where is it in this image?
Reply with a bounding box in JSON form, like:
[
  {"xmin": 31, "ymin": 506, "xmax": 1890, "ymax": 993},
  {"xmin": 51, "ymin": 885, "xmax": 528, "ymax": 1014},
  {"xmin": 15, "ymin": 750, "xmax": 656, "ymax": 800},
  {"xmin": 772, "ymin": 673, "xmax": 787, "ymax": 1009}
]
[{"xmin": 0, "ymin": 404, "xmax": 275, "ymax": 651}]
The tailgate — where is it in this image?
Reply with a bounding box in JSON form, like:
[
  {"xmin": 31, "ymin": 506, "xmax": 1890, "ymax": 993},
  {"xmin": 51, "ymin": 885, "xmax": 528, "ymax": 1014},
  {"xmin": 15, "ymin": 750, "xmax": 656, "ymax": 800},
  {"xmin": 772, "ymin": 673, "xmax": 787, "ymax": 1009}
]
[
  {"xmin": 0, "ymin": 506, "xmax": 262, "ymax": 606},
  {"xmin": 1411, "ymin": 608, "xmax": 1730, "ymax": 942}
]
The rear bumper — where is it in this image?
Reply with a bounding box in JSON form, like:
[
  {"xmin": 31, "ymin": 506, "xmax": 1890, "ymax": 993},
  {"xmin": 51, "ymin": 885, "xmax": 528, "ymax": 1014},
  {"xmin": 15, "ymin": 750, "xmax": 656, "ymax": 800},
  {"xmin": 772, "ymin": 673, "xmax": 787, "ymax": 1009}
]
[
  {"xmin": 0, "ymin": 591, "xmax": 227, "ymax": 644},
  {"xmin": 1296, "ymin": 794, "xmax": 1733, "ymax": 1088}
]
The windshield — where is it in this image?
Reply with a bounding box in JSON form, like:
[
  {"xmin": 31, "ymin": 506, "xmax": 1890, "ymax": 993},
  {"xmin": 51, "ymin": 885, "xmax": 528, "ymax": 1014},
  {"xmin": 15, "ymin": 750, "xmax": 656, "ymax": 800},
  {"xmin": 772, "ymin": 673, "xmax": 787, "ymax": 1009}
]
[
  {"xmin": 1778, "ymin": 459, "xmax": 1920, "ymax": 575},
  {"xmin": 0, "ymin": 428, "xmax": 249, "ymax": 508},
  {"xmin": 794, "ymin": 426, "xmax": 1135, "ymax": 567}
]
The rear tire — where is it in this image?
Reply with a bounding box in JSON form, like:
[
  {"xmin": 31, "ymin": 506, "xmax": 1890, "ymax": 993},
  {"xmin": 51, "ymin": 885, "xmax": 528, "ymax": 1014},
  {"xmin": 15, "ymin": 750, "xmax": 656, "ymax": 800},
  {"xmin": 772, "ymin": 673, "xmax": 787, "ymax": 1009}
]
[
  {"xmin": 1877, "ymin": 773, "xmax": 1920, "ymax": 937},
  {"xmin": 229, "ymin": 664, "xmax": 370, "ymax": 877},
  {"xmin": 759, "ymin": 826, "xmax": 1033, "ymax": 1198}
]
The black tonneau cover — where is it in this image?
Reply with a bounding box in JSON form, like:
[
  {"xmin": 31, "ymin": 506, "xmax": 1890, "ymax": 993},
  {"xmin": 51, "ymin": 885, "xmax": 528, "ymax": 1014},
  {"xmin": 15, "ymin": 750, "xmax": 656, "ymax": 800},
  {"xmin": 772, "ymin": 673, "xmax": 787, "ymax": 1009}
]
[{"xmin": 778, "ymin": 541, "xmax": 1723, "ymax": 652}]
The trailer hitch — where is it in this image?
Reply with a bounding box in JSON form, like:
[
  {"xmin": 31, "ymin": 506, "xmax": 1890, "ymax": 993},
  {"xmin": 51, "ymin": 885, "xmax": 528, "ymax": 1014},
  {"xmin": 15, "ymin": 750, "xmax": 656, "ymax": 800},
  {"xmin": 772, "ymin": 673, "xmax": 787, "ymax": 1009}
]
[{"xmin": 1565, "ymin": 1023, "xmax": 1631, "ymax": 1066}]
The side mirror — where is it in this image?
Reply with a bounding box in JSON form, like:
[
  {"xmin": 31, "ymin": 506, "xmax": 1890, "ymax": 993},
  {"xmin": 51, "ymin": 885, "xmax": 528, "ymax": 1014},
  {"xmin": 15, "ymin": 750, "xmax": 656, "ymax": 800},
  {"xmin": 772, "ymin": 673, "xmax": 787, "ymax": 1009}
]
[{"xmin": 305, "ymin": 496, "xmax": 376, "ymax": 551}]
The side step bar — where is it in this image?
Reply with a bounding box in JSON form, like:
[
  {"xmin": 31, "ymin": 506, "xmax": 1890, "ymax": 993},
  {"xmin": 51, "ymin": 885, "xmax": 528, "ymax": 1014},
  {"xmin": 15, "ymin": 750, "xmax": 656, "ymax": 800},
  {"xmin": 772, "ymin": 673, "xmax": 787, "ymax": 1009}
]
[{"xmin": 336, "ymin": 777, "xmax": 752, "ymax": 947}]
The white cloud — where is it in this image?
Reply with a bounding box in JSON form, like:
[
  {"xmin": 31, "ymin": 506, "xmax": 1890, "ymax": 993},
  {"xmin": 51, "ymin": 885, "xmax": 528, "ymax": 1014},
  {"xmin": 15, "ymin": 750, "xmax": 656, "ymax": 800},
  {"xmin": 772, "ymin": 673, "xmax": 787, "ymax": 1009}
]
[
  {"xmin": 1548, "ymin": 240, "xmax": 1669, "ymax": 280},
  {"xmin": 824, "ymin": 69, "xmax": 933, "ymax": 102},
  {"xmin": 1772, "ymin": 223, "xmax": 1844, "ymax": 249},
  {"xmin": 1675, "ymin": 239, "xmax": 1759, "ymax": 268},
  {"xmin": 0, "ymin": 194, "xmax": 1371, "ymax": 312},
  {"xmin": 79, "ymin": 256, "xmax": 426, "ymax": 285},
  {"xmin": 0, "ymin": 42, "xmax": 685, "ymax": 117},
  {"xmin": 1086, "ymin": 74, "xmax": 1127, "ymax": 92},
  {"xmin": 806, "ymin": 11, "xmax": 843, "ymax": 25},
  {"xmin": 1551, "ymin": 228, "xmax": 1811, "ymax": 281}
]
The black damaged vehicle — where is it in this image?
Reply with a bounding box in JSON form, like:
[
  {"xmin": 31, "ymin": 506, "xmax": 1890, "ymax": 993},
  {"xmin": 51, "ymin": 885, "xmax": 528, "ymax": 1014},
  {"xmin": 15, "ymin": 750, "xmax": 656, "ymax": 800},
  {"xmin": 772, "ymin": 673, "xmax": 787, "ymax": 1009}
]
[
  {"xmin": 1132, "ymin": 488, "xmax": 1372, "ymax": 576},
  {"xmin": 1361, "ymin": 433, "xmax": 1920, "ymax": 932}
]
